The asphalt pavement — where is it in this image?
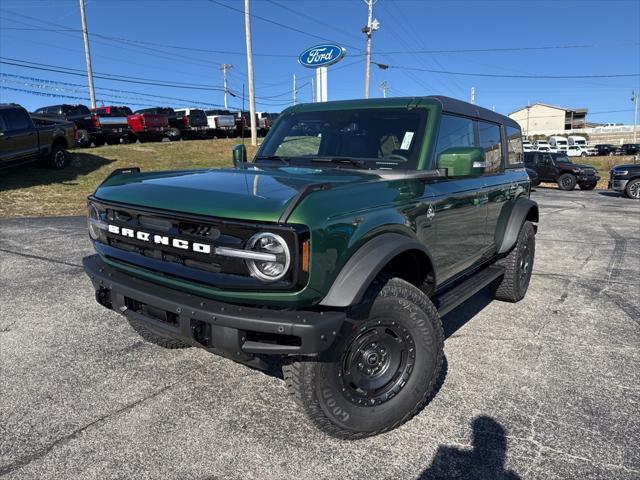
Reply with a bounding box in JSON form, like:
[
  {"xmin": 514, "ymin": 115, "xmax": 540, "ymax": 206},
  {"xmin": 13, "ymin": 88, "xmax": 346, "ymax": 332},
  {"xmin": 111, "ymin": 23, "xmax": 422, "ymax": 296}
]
[{"xmin": 1, "ymin": 188, "xmax": 639, "ymax": 480}]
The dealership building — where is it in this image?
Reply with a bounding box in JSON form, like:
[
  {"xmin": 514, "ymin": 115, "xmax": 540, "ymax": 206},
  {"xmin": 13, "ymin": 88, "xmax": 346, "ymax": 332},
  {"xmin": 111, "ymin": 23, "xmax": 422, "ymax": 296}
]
[{"xmin": 509, "ymin": 103, "xmax": 588, "ymax": 137}]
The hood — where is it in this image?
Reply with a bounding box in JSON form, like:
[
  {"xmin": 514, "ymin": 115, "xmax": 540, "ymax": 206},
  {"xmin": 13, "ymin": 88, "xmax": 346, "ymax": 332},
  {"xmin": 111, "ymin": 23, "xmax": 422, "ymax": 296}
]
[
  {"xmin": 556, "ymin": 161, "xmax": 594, "ymax": 170},
  {"xmin": 94, "ymin": 166, "xmax": 383, "ymax": 223}
]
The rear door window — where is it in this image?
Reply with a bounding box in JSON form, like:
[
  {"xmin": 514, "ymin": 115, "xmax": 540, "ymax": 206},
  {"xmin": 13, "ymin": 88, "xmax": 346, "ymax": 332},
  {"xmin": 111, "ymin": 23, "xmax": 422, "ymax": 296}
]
[
  {"xmin": 478, "ymin": 121, "xmax": 503, "ymax": 174},
  {"xmin": 505, "ymin": 126, "xmax": 523, "ymax": 167}
]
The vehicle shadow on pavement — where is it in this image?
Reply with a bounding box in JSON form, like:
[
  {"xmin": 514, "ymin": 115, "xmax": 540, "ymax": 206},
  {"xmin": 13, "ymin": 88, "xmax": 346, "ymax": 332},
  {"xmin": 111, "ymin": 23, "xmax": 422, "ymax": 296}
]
[
  {"xmin": 597, "ymin": 191, "xmax": 623, "ymax": 198},
  {"xmin": 442, "ymin": 288, "xmax": 494, "ymax": 338},
  {"xmin": 420, "ymin": 416, "xmax": 521, "ymax": 480},
  {"xmin": 0, "ymin": 152, "xmax": 114, "ymax": 192}
]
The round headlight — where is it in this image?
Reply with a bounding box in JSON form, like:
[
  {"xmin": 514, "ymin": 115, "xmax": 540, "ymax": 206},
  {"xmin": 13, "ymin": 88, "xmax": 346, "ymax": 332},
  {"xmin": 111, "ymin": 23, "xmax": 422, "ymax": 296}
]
[
  {"xmin": 87, "ymin": 204, "xmax": 105, "ymax": 241},
  {"xmin": 245, "ymin": 232, "xmax": 291, "ymax": 282}
]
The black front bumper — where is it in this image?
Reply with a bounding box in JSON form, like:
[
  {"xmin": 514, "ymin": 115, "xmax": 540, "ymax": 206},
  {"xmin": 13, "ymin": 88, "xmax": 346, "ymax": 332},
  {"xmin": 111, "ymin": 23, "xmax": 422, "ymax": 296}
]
[
  {"xmin": 577, "ymin": 174, "xmax": 600, "ymax": 185},
  {"xmin": 83, "ymin": 255, "xmax": 344, "ymax": 360}
]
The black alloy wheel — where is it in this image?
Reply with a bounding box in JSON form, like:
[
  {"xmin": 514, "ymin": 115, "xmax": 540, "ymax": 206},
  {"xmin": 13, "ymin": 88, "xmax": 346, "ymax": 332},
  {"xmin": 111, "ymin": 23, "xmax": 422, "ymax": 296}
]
[
  {"xmin": 339, "ymin": 323, "xmax": 415, "ymax": 407},
  {"xmin": 48, "ymin": 144, "xmax": 68, "ymax": 169},
  {"xmin": 625, "ymin": 179, "xmax": 640, "ymax": 199},
  {"xmin": 558, "ymin": 173, "xmax": 576, "ymax": 191}
]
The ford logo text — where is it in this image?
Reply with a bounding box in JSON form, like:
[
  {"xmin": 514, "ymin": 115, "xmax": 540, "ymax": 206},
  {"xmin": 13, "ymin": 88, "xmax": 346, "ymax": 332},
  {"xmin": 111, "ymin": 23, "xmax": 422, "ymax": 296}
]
[{"xmin": 298, "ymin": 44, "xmax": 346, "ymax": 68}]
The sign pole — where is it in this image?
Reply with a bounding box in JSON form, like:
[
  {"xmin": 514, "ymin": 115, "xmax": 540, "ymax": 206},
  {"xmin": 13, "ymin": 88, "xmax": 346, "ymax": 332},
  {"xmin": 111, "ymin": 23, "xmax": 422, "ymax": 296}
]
[
  {"xmin": 244, "ymin": 0, "xmax": 257, "ymax": 146},
  {"xmin": 298, "ymin": 43, "xmax": 345, "ymax": 103}
]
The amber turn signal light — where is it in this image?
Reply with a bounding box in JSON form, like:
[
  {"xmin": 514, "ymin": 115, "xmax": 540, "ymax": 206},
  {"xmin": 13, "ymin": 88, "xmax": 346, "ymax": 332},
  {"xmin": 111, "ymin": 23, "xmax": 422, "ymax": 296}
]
[{"xmin": 301, "ymin": 240, "xmax": 310, "ymax": 272}]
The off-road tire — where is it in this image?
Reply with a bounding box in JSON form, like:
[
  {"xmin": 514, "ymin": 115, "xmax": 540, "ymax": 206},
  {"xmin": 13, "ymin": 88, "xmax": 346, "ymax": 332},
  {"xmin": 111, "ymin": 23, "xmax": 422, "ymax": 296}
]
[
  {"xmin": 579, "ymin": 182, "xmax": 597, "ymax": 190},
  {"xmin": 492, "ymin": 221, "xmax": 535, "ymax": 302},
  {"xmin": 558, "ymin": 173, "xmax": 576, "ymax": 191},
  {"xmin": 625, "ymin": 178, "xmax": 640, "ymax": 199},
  {"xmin": 93, "ymin": 137, "xmax": 105, "ymax": 147},
  {"xmin": 48, "ymin": 144, "xmax": 68, "ymax": 169},
  {"xmin": 283, "ymin": 277, "xmax": 444, "ymax": 439},
  {"xmin": 126, "ymin": 316, "xmax": 192, "ymax": 349}
]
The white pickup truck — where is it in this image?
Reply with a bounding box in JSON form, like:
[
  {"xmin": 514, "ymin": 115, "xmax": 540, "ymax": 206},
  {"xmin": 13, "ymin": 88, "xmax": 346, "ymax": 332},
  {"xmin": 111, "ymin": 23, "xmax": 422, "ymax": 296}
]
[{"xmin": 205, "ymin": 109, "xmax": 236, "ymax": 138}]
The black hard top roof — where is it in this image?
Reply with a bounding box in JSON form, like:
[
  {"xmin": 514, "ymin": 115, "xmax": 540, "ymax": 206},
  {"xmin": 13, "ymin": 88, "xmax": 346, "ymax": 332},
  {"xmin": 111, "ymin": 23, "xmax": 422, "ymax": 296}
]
[
  {"xmin": 288, "ymin": 95, "xmax": 520, "ymax": 130},
  {"xmin": 428, "ymin": 96, "xmax": 520, "ymax": 129}
]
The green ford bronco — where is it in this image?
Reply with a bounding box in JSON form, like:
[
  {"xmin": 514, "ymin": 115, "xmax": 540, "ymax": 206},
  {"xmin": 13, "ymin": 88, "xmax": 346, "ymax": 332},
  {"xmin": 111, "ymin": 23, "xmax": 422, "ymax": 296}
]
[{"xmin": 83, "ymin": 96, "xmax": 538, "ymax": 438}]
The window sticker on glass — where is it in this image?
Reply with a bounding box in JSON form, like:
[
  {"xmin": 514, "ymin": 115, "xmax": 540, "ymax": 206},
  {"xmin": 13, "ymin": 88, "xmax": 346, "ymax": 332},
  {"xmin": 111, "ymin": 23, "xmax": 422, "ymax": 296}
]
[{"xmin": 400, "ymin": 131, "xmax": 414, "ymax": 150}]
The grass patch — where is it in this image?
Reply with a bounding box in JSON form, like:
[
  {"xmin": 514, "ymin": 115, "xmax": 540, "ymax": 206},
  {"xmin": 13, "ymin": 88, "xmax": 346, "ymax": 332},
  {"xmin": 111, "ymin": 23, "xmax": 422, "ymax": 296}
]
[
  {"xmin": 0, "ymin": 139, "xmax": 258, "ymax": 218},
  {"xmin": 0, "ymin": 143, "xmax": 636, "ymax": 218}
]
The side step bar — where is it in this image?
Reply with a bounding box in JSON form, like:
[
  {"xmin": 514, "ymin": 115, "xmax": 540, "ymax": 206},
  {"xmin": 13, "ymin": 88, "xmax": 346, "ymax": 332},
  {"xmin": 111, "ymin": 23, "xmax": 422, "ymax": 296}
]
[{"xmin": 433, "ymin": 265, "xmax": 504, "ymax": 317}]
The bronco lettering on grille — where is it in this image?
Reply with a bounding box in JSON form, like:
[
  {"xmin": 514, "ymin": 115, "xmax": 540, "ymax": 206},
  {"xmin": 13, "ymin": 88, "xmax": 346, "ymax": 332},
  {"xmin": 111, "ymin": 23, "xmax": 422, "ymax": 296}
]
[{"xmin": 107, "ymin": 224, "xmax": 211, "ymax": 254}]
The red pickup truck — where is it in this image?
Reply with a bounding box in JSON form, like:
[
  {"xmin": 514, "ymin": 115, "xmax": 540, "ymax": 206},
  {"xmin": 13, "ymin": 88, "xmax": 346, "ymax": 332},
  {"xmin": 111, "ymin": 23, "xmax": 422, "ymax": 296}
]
[{"xmin": 128, "ymin": 111, "xmax": 169, "ymax": 142}]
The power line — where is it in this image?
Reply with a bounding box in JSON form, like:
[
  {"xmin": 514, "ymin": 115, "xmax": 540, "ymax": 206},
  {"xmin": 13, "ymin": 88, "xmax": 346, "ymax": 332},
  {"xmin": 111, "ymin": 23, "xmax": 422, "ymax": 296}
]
[
  {"xmin": 264, "ymin": 0, "xmax": 363, "ymax": 44},
  {"xmin": 376, "ymin": 62, "xmax": 640, "ymax": 79},
  {"xmin": 0, "ymin": 10, "xmax": 226, "ymax": 69},
  {"xmin": 0, "ymin": 57, "xmax": 302, "ymax": 102},
  {"xmin": 0, "ymin": 73, "xmax": 227, "ymax": 107},
  {"xmin": 206, "ymin": 0, "xmax": 362, "ymax": 51},
  {"xmin": 0, "ymin": 58, "xmax": 230, "ymax": 91},
  {"xmin": 375, "ymin": 42, "xmax": 640, "ymax": 55},
  {"xmin": 0, "ymin": 85, "xmax": 159, "ymax": 107}
]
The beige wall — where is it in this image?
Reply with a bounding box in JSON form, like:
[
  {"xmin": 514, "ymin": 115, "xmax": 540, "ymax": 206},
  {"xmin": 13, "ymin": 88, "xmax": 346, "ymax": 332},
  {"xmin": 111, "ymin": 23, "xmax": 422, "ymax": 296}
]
[{"xmin": 509, "ymin": 105, "xmax": 566, "ymax": 137}]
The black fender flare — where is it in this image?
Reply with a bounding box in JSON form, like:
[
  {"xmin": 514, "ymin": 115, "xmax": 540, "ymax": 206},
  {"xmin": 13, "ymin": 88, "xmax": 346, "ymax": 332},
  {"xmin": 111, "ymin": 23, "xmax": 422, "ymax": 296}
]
[
  {"xmin": 495, "ymin": 197, "xmax": 538, "ymax": 254},
  {"xmin": 319, "ymin": 233, "xmax": 435, "ymax": 308}
]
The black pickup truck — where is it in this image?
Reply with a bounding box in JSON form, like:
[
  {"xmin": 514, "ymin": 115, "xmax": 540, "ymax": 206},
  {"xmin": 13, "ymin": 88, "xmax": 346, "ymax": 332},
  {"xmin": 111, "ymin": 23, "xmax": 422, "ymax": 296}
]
[
  {"xmin": 0, "ymin": 104, "xmax": 75, "ymax": 169},
  {"xmin": 33, "ymin": 104, "xmax": 99, "ymax": 148}
]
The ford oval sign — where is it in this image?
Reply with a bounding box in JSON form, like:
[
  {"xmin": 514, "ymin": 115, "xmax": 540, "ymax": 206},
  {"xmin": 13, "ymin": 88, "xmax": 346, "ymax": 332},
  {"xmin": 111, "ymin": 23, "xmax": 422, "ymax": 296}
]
[{"xmin": 298, "ymin": 44, "xmax": 346, "ymax": 68}]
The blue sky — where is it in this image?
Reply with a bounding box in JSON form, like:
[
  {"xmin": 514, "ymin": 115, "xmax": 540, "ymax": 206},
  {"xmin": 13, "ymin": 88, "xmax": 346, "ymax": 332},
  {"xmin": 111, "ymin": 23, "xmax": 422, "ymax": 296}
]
[{"xmin": 1, "ymin": 0, "xmax": 639, "ymax": 124}]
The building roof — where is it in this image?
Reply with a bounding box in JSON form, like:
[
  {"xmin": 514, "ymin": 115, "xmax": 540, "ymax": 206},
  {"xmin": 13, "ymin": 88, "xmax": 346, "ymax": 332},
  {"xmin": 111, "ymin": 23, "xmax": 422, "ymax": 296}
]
[{"xmin": 509, "ymin": 103, "xmax": 588, "ymax": 116}]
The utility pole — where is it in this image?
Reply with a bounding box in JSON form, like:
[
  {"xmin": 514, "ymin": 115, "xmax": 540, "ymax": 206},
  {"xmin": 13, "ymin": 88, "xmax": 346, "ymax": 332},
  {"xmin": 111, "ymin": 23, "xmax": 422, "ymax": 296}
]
[
  {"xmin": 78, "ymin": 0, "xmax": 96, "ymax": 108},
  {"xmin": 380, "ymin": 80, "xmax": 388, "ymax": 98},
  {"xmin": 632, "ymin": 90, "xmax": 638, "ymax": 143},
  {"xmin": 362, "ymin": 0, "xmax": 379, "ymax": 99},
  {"xmin": 244, "ymin": 0, "xmax": 257, "ymax": 146},
  {"xmin": 220, "ymin": 64, "xmax": 232, "ymax": 110},
  {"xmin": 470, "ymin": 86, "xmax": 476, "ymax": 105},
  {"xmin": 293, "ymin": 73, "xmax": 296, "ymax": 105}
]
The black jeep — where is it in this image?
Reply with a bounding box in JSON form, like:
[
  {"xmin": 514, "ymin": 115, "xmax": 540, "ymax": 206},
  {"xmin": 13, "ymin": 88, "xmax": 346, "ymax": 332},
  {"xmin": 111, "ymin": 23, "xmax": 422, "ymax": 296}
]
[{"xmin": 524, "ymin": 151, "xmax": 600, "ymax": 190}]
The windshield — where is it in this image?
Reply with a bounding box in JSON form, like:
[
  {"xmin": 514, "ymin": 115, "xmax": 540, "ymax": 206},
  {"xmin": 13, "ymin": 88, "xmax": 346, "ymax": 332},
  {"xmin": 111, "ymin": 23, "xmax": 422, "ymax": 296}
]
[
  {"xmin": 552, "ymin": 154, "xmax": 572, "ymax": 162},
  {"xmin": 257, "ymin": 108, "xmax": 427, "ymax": 170}
]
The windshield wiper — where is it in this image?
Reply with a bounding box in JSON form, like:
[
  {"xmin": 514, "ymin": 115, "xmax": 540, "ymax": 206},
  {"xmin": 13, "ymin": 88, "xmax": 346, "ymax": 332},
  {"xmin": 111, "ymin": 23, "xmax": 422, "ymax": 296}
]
[
  {"xmin": 254, "ymin": 155, "xmax": 290, "ymax": 165},
  {"xmin": 308, "ymin": 156, "xmax": 369, "ymax": 169}
]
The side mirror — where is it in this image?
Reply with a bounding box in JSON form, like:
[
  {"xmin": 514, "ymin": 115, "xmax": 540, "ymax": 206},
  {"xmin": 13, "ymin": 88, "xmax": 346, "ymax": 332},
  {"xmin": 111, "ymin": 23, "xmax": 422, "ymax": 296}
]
[
  {"xmin": 436, "ymin": 147, "xmax": 486, "ymax": 177},
  {"xmin": 232, "ymin": 144, "xmax": 247, "ymax": 167}
]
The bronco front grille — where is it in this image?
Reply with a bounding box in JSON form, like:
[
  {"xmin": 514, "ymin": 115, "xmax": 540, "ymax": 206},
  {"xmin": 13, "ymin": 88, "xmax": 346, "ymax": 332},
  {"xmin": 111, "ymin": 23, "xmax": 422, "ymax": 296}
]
[{"xmin": 89, "ymin": 198, "xmax": 305, "ymax": 290}]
